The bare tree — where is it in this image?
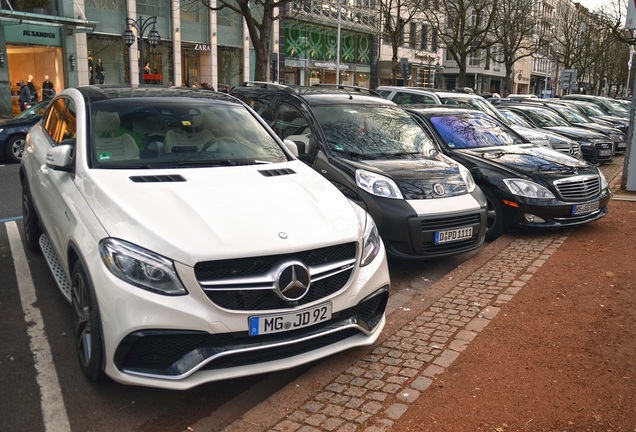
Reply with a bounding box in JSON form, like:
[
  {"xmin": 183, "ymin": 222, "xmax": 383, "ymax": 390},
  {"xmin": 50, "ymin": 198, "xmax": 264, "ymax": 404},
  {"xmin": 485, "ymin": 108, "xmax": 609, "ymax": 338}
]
[
  {"xmin": 421, "ymin": 0, "xmax": 497, "ymax": 88},
  {"xmin": 490, "ymin": 0, "xmax": 547, "ymax": 95},
  {"xmin": 379, "ymin": 0, "xmax": 425, "ymax": 85},
  {"xmin": 201, "ymin": 0, "xmax": 295, "ymax": 81}
]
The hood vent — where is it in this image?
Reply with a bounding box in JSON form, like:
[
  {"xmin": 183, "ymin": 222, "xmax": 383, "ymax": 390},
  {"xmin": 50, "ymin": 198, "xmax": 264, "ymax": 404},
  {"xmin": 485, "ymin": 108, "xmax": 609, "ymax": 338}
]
[
  {"xmin": 258, "ymin": 168, "xmax": 296, "ymax": 177},
  {"xmin": 129, "ymin": 175, "xmax": 186, "ymax": 183}
]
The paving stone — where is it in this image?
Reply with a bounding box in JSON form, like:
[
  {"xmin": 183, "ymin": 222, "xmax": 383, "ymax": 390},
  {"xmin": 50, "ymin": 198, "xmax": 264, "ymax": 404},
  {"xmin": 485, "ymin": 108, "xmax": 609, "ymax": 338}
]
[
  {"xmin": 422, "ymin": 364, "xmax": 445, "ymax": 377},
  {"xmin": 410, "ymin": 376, "xmax": 433, "ymax": 391},
  {"xmin": 433, "ymin": 349, "xmax": 461, "ymax": 367},
  {"xmin": 466, "ymin": 317, "xmax": 491, "ymax": 332},
  {"xmin": 385, "ymin": 403, "xmax": 409, "ymax": 420},
  {"xmin": 274, "ymin": 420, "xmax": 302, "ymax": 432},
  {"xmin": 321, "ymin": 417, "xmax": 345, "ymax": 431},
  {"xmin": 396, "ymin": 388, "xmax": 421, "ymax": 403}
]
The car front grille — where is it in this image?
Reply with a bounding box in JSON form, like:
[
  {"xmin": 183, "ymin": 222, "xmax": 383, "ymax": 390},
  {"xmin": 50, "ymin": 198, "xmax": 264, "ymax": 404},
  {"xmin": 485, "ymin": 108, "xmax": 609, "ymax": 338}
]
[
  {"xmin": 554, "ymin": 175, "xmax": 601, "ymax": 201},
  {"xmin": 194, "ymin": 243, "xmax": 357, "ymax": 311},
  {"xmin": 594, "ymin": 142, "xmax": 613, "ymax": 161},
  {"xmin": 115, "ymin": 287, "xmax": 389, "ymax": 377}
]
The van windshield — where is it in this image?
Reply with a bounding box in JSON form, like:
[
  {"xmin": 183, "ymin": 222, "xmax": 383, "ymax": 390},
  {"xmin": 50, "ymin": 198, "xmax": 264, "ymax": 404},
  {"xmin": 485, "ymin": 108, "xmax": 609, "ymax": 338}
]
[{"xmin": 312, "ymin": 104, "xmax": 438, "ymax": 158}]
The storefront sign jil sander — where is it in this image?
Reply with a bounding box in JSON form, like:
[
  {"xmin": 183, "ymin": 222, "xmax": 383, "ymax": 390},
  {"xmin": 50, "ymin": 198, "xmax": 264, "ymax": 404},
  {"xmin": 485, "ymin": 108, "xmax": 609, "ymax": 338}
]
[{"xmin": 5, "ymin": 24, "xmax": 60, "ymax": 45}]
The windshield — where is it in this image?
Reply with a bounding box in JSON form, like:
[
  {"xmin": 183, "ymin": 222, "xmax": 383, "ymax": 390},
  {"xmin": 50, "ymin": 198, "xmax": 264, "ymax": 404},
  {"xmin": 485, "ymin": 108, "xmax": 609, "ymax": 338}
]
[
  {"xmin": 550, "ymin": 104, "xmax": 590, "ymax": 123},
  {"xmin": 579, "ymin": 104, "xmax": 606, "ymax": 116},
  {"xmin": 519, "ymin": 107, "xmax": 570, "ymax": 127},
  {"xmin": 498, "ymin": 109, "xmax": 534, "ymax": 128},
  {"xmin": 311, "ymin": 104, "xmax": 438, "ymax": 158},
  {"xmin": 90, "ymin": 99, "xmax": 288, "ymax": 168},
  {"xmin": 16, "ymin": 101, "xmax": 49, "ymax": 120},
  {"xmin": 429, "ymin": 113, "xmax": 520, "ymax": 149}
]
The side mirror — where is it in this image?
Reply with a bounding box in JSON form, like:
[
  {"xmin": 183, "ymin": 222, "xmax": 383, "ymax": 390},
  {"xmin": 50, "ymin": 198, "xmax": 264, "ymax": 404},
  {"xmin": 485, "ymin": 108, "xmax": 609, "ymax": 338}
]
[
  {"xmin": 46, "ymin": 144, "xmax": 74, "ymax": 172},
  {"xmin": 283, "ymin": 139, "xmax": 299, "ymax": 157}
]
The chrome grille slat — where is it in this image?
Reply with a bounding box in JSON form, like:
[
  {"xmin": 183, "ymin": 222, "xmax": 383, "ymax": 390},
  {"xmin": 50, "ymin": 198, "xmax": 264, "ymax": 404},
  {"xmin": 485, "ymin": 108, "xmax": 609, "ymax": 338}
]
[{"xmin": 554, "ymin": 175, "xmax": 601, "ymax": 201}]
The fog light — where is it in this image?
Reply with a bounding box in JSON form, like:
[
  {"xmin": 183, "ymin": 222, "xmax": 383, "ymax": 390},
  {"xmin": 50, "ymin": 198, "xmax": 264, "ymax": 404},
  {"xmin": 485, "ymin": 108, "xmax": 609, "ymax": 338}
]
[{"xmin": 524, "ymin": 214, "xmax": 545, "ymax": 223}]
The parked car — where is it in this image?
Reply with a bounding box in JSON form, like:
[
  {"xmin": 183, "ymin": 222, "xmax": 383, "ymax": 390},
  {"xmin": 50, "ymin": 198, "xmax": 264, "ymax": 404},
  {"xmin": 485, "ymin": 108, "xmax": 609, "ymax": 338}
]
[
  {"xmin": 496, "ymin": 99, "xmax": 626, "ymax": 154},
  {"xmin": 231, "ymin": 83, "xmax": 488, "ymax": 259},
  {"xmin": 0, "ymin": 101, "xmax": 49, "ymax": 163},
  {"xmin": 557, "ymin": 99, "xmax": 629, "ymax": 137},
  {"xmin": 561, "ymin": 94, "xmax": 630, "ymax": 119},
  {"xmin": 495, "ymin": 104, "xmax": 614, "ymax": 164},
  {"xmin": 377, "ymin": 87, "xmax": 581, "ymax": 158},
  {"xmin": 406, "ymin": 107, "xmax": 611, "ymax": 240},
  {"xmin": 20, "ymin": 86, "xmax": 391, "ymax": 389},
  {"xmin": 495, "ymin": 106, "xmax": 583, "ymax": 159}
]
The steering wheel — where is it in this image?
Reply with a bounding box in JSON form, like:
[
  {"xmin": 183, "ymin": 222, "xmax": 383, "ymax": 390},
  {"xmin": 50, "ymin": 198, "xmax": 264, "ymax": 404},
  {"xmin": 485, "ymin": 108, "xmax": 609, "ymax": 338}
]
[{"xmin": 201, "ymin": 136, "xmax": 240, "ymax": 152}]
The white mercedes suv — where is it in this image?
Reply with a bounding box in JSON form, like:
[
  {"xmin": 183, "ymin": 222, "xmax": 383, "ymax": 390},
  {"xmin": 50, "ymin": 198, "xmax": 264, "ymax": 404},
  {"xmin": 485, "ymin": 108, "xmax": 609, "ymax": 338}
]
[{"xmin": 20, "ymin": 86, "xmax": 390, "ymax": 390}]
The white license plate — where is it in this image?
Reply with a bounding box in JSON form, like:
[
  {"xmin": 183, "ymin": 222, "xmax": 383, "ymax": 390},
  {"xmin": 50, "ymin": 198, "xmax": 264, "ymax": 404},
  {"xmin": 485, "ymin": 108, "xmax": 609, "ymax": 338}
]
[
  {"xmin": 249, "ymin": 303, "xmax": 332, "ymax": 336},
  {"xmin": 598, "ymin": 149, "xmax": 612, "ymax": 156},
  {"xmin": 435, "ymin": 226, "xmax": 473, "ymax": 244},
  {"xmin": 572, "ymin": 201, "xmax": 599, "ymax": 215}
]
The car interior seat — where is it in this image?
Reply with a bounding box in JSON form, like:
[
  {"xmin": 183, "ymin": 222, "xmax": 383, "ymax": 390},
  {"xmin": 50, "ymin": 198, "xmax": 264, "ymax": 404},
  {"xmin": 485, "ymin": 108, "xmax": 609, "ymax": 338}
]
[
  {"xmin": 94, "ymin": 111, "xmax": 140, "ymax": 161},
  {"xmin": 164, "ymin": 114, "xmax": 215, "ymax": 153}
]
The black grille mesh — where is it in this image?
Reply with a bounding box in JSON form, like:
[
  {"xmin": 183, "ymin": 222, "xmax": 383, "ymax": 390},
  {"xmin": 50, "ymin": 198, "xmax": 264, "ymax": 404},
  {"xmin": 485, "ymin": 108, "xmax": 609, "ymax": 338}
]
[{"xmin": 116, "ymin": 289, "xmax": 388, "ymax": 375}]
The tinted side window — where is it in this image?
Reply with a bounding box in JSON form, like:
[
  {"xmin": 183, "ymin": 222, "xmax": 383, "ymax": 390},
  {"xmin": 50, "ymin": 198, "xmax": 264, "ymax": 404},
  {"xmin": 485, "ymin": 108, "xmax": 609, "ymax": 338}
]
[{"xmin": 410, "ymin": 94, "xmax": 436, "ymax": 104}]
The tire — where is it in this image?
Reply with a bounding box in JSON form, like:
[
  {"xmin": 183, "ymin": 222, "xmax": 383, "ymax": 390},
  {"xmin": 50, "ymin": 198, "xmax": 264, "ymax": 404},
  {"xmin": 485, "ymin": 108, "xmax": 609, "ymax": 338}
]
[
  {"xmin": 21, "ymin": 180, "xmax": 42, "ymax": 252},
  {"xmin": 6, "ymin": 135, "xmax": 26, "ymax": 163},
  {"xmin": 482, "ymin": 187, "xmax": 505, "ymax": 242},
  {"xmin": 71, "ymin": 261, "xmax": 106, "ymax": 382}
]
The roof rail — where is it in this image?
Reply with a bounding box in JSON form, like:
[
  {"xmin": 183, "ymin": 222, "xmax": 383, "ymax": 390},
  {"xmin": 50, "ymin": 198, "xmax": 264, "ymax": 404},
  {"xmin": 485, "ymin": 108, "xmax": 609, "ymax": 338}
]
[
  {"xmin": 307, "ymin": 84, "xmax": 381, "ymax": 97},
  {"xmin": 240, "ymin": 81, "xmax": 292, "ymax": 90}
]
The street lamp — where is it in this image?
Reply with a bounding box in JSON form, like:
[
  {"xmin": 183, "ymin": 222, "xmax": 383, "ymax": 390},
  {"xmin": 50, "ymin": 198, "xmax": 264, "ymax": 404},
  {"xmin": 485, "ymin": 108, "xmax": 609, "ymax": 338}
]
[{"xmin": 122, "ymin": 15, "xmax": 161, "ymax": 85}]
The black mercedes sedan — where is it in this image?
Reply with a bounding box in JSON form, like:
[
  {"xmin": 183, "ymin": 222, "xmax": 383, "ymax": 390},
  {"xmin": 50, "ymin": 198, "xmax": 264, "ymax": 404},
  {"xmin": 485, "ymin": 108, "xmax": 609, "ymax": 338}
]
[
  {"xmin": 0, "ymin": 101, "xmax": 49, "ymax": 163},
  {"xmin": 406, "ymin": 107, "xmax": 611, "ymax": 241}
]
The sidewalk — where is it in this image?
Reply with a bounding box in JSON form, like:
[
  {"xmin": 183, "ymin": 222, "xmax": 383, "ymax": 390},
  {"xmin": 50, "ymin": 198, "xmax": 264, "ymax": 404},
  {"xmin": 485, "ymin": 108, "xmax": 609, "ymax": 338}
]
[{"xmin": 207, "ymin": 156, "xmax": 634, "ymax": 432}]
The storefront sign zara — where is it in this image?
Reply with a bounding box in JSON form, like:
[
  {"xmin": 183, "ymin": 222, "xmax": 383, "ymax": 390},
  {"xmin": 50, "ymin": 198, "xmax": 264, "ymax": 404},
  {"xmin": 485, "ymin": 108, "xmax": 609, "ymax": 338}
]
[{"xmin": 194, "ymin": 44, "xmax": 211, "ymax": 51}]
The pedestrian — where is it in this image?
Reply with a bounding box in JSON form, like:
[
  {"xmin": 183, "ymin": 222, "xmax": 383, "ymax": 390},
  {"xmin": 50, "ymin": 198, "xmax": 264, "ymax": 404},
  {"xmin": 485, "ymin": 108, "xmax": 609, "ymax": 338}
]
[
  {"xmin": 18, "ymin": 80, "xmax": 32, "ymax": 112},
  {"xmin": 42, "ymin": 75, "xmax": 55, "ymax": 101},
  {"xmin": 95, "ymin": 59, "xmax": 105, "ymax": 84},
  {"xmin": 27, "ymin": 74, "xmax": 38, "ymax": 103}
]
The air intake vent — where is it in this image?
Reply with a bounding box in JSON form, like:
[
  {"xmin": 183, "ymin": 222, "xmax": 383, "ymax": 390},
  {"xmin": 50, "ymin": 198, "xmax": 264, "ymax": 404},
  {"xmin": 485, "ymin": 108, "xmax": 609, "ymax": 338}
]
[
  {"xmin": 258, "ymin": 168, "xmax": 296, "ymax": 177},
  {"xmin": 129, "ymin": 175, "xmax": 186, "ymax": 183}
]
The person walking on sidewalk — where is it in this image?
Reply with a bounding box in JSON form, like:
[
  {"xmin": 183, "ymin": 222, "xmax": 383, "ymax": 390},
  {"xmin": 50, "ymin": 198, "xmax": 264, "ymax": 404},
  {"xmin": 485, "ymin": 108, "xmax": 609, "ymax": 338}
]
[{"xmin": 18, "ymin": 80, "xmax": 32, "ymax": 112}]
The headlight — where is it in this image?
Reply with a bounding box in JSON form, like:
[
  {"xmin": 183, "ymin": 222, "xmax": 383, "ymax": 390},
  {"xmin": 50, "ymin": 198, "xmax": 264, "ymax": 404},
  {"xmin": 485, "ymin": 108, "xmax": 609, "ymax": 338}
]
[
  {"xmin": 360, "ymin": 211, "xmax": 381, "ymax": 267},
  {"xmin": 458, "ymin": 164, "xmax": 476, "ymax": 193},
  {"xmin": 356, "ymin": 169, "xmax": 403, "ymax": 199},
  {"xmin": 503, "ymin": 179, "xmax": 555, "ymax": 199},
  {"xmin": 99, "ymin": 238, "xmax": 187, "ymax": 295},
  {"xmin": 609, "ymin": 133, "xmax": 625, "ymax": 143},
  {"xmin": 575, "ymin": 139, "xmax": 594, "ymax": 148},
  {"xmin": 598, "ymin": 170, "xmax": 609, "ymax": 190}
]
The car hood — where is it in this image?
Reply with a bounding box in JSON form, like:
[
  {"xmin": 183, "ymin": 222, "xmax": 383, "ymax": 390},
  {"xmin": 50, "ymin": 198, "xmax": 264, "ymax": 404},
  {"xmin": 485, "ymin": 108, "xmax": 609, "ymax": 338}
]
[
  {"xmin": 456, "ymin": 144, "xmax": 591, "ymax": 178},
  {"xmin": 572, "ymin": 122, "xmax": 621, "ymax": 135},
  {"xmin": 342, "ymin": 157, "xmax": 468, "ymax": 199},
  {"xmin": 542, "ymin": 126, "xmax": 607, "ymax": 140},
  {"xmin": 81, "ymin": 161, "xmax": 361, "ymax": 266},
  {"xmin": 0, "ymin": 117, "xmax": 40, "ymax": 128}
]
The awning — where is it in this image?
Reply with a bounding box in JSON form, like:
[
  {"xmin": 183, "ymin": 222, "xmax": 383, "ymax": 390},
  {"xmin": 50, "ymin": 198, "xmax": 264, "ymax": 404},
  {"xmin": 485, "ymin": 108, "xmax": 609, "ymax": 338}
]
[{"xmin": 0, "ymin": 9, "xmax": 98, "ymax": 33}]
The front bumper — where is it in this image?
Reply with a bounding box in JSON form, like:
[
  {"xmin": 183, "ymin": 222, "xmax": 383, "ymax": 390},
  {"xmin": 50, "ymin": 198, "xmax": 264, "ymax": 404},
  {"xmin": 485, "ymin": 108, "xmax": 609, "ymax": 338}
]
[
  {"xmin": 89, "ymin": 241, "xmax": 391, "ymax": 389},
  {"xmin": 501, "ymin": 189, "xmax": 611, "ymax": 231}
]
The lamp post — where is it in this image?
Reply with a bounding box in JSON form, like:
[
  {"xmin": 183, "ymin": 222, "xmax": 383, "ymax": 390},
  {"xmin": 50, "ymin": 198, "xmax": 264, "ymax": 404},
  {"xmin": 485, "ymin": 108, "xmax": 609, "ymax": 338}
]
[{"xmin": 122, "ymin": 15, "xmax": 161, "ymax": 85}]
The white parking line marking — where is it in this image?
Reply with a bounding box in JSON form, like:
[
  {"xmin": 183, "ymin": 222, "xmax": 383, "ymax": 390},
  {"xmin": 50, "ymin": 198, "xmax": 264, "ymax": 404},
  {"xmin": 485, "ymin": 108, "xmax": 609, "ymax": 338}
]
[{"xmin": 7, "ymin": 221, "xmax": 71, "ymax": 432}]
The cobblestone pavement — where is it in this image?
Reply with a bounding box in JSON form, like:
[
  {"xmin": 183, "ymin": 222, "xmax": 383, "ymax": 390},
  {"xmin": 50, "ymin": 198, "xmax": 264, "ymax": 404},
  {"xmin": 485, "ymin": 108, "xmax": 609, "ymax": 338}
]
[{"xmin": 220, "ymin": 156, "xmax": 628, "ymax": 432}]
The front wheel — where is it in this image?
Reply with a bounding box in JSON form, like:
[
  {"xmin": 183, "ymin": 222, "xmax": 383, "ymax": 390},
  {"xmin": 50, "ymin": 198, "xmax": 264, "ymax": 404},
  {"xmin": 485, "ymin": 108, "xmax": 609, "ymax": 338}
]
[
  {"xmin": 71, "ymin": 261, "xmax": 106, "ymax": 382},
  {"xmin": 482, "ymin": 187, "xmax": 505, "ymax": 242},
  {"xmin": 6, "ymin": 135, "xmax": 26, "ymax": 163}
]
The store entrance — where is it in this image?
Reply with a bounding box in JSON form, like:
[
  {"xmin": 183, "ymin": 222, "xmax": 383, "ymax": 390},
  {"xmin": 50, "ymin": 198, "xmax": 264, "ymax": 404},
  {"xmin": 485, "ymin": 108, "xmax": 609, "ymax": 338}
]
[{"xmin": 7, "ymin": 45, "xmax": 62, "ymax": 115}]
